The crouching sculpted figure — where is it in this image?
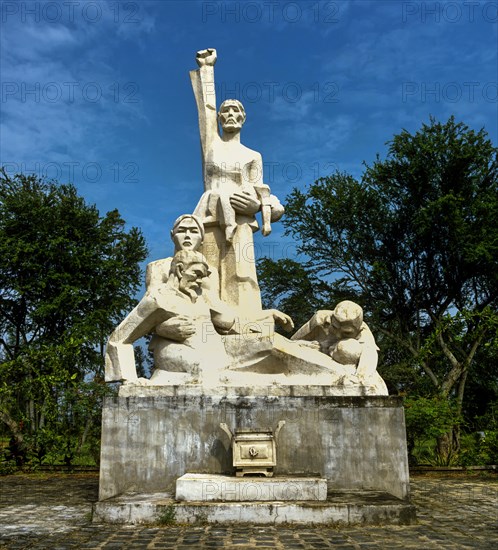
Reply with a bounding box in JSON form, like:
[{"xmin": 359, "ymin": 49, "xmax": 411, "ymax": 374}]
[
  {"xmin": 106, "ymin": 247, "xmax": 235, "ymax": 386},
  {"xmin": 148, "ymin": 249, "xmax": 235, "ymax": 385},
  {"xmin": 291, "ymin": 300, "xmax": 387, "ymax": 392}
]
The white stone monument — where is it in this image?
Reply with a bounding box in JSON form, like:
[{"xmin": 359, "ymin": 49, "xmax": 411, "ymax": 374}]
[{"xmin": 94, "ymin": 49, "xmax": 414, "ymax": 526}]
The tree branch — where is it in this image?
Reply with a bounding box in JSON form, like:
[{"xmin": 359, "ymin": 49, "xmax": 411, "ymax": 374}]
[{"xmin": 377, "ymin": 326, "xmax": 440, "ymax": 388}]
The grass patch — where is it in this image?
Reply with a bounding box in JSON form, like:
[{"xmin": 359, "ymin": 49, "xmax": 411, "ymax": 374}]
[{"xmin": 156, "ymin": 504, "xmax": 176, "ymax": 525}]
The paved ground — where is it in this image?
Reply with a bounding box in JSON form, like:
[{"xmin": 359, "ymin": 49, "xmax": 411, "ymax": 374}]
[{"xmin": 0, "ymin": 472, "xmax": 497, "ymax": 549}]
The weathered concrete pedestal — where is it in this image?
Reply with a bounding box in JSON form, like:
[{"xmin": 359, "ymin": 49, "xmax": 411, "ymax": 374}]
[{"xmin": 94, "ymin": 387, "xmax": 415, "ymax": 525}]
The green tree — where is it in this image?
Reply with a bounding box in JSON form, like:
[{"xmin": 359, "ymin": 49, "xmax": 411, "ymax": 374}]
[
  {"xmin": 258, "ymin": 117, "xmax": 498, "ymax": 458},
  {"xmin": 258, "ymin": 258, "xmax": 335, "ymax": 331},
  {"xmin": 0, "ymin": 169, "xmax": 148, "ymax": 465}
]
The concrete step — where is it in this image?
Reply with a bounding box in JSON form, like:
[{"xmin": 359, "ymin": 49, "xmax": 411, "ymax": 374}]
[{"xmin": 93, "ymin": 490, "xmax": 416, "ymax": 525}]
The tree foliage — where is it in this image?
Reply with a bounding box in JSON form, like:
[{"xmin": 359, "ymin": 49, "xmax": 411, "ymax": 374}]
[
  {"xmin": 258, "ymin": 117, "xmax": 498, "ymax": 455},
  {"xmin": 258, "ymin": 258, "xmax": 335, "ymax": 331},
  {"xmin": 0, "ymin": 169, "xmax": 148, "ymax": 465}
]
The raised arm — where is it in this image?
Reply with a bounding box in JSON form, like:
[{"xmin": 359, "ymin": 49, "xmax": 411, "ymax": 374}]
[{"xmin": 189, "ymin": 48, "xmax": 219, "ymax": 173}]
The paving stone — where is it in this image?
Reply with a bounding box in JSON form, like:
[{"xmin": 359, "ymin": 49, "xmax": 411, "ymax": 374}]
[{"xmin": 1, "ymin": 473, "xmax": 498, "ymax": 549}]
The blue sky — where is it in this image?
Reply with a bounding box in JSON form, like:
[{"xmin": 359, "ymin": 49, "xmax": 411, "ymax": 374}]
[{"xmin": 1, "ymin": 0, "xmax": 497, "ymax": 281}]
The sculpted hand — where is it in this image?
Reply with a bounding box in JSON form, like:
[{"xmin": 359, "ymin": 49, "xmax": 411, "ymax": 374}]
[
  {"xmin": 196, "ymin": 48, "xmax": 217, "ymax": 67},
  {"xmin": 230, "ymin": 192, "xmax": 260, "ymax": 216},
  {"xmin": 155, "ymin": 316, "xmax": 196, "ymax": 341},
  {"xmin": 270, "ymin": 310, "xmax": 295, "ymax": 332},
  {"xmin": 269, "ymin": 195, "xmax": 285, "ymax": 222},
  {"xmin": 313, "ymin": 310, "xmax": 333, "ymax": 328}
]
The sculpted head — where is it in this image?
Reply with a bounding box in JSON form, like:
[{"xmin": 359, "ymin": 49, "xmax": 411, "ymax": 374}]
[
  {"xmin": 332, "ymin": 338, "xmax": 362, "ymax": 366},
  {"xmin": 330, "ymin": 301, "xmax": 363, "ymax": 340},
  {"xmin": 218, "ymin": 99, "xmax": 246, "ymax": 133},
  {"xmin": 169, "ymin": 250, "xmax": 209, "ymax": 302},
  {"xmin": 171, "ymin": 214, "xmax": 204, "ymax": 252}
]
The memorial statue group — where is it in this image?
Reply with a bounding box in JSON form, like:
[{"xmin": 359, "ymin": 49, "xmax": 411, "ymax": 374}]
[{"xmin": 105, "ymin": 50, "xmax": 387, "ymax": 394}]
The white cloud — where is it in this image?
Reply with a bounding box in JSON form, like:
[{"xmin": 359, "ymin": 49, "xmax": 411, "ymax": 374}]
[{"xmin": 0, "ymin": 1, "xmax": 154, "ymax": 174}]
